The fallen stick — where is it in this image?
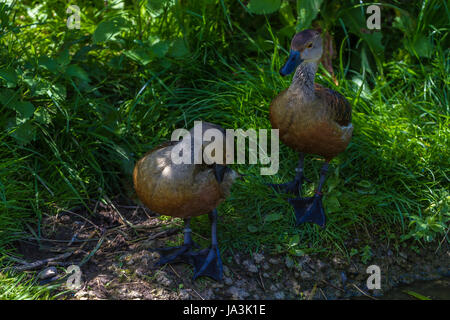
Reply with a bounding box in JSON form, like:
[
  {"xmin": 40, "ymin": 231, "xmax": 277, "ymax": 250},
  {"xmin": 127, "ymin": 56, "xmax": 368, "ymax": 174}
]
[{"xmin": 11, "ymin": 251, "xmax": 73, "ymax": 272}]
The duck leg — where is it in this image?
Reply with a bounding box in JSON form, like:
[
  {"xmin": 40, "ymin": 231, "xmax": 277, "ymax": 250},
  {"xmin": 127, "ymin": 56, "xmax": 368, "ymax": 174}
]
[
  {"xmin": 153, "ymin": 218, "xmax": 198, "ymax": 267},
  {"xmin": 269, "ymin": 152, "xmax": 310, "ymax": 196},
  {"xmin": 191, "ymin": 209, "xmax": 223, "ymax": 281},
  {"xmin": 288, "ymin": 162, "xmax": 329, "ymax": 228}
]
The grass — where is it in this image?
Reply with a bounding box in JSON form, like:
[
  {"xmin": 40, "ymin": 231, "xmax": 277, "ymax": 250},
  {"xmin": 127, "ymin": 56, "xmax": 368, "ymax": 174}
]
[{"xmin": 0, "ymin": 0, "xmax": 448, "ymax": 298}]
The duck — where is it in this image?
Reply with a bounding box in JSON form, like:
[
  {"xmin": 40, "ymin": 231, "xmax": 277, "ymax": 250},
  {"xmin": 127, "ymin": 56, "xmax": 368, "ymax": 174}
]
[
  {"xmin": 269, "ymin": 29, "xmax": 353, "ymax": 228},
  {"xmin": 133, "ymin": 122, "xmax": 240, "ymax": 281}
]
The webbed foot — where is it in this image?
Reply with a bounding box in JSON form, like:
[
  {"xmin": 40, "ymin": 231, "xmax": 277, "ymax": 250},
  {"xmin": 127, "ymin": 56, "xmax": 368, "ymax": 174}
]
[
  {"xmin": 288, "ymin": 194, "xmax": 326, "ymax": 228},
  {"xmin": 191, "ymin": 246, "xmax": 223, "ymax": 281}
]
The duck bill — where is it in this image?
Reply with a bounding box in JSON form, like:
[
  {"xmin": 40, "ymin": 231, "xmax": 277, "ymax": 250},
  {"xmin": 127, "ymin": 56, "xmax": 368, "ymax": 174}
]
[{"xmin": 279, "ymin": 50, "xmax": 302, "ymax": 76}]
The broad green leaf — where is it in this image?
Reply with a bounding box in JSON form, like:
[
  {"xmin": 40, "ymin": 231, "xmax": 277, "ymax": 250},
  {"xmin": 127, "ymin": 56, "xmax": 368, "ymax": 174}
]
[
  {"xmin": 150, "ymin": 40, "xmax": 170, "ymax": 58},
  {"xmin": 0, "ymin": 67, "xmax": 18, "ymax": 87},
  {"xmin": 34, "ymin": 108, "xmax": 52, "ymax": 125},
  {"xmin": 0, "ymin": 88, "xmax": 19, "ymax": 106},
  {"xmin": 247, "ymin": 0, "xmax": 282, "ymax": 15},
  {"xmin": 412, "ymin": 34, "xmax": 433, "ymax": 58},
  {"xmin": 265, "ymin": 213, "xmax": 282, "ymax": 222},
  {"xmin": 168, "ymin": 39, "xmax": 189, "ymax": 58},
  {"xmin": 6, "ymin": 119, "xmax": 36, "ymax": 145},
  {"xmin": 289, "ymin": 234, "xmax": 300, "ymax": 247},
  {"xmin": 325, "ymin": 195, "xmax": 340, "ymax": 213},
  {"xmin": 296, "ymin": 0, "xmax": 323, "ymax": 31},
  {"xmin": 124, "ymin": 48, "xmax": 152, "ymax": 66},
  {"xmin": 247, "ymin": 224, "xmax": 258, "ymax": 233},
  {"xmin": 93, "ymin": 17, "xmax": 128, "ymax": 43},
  {"xmin": 12, "ymin": 101, "xmax": 35, "ymax": 120},
  {"xmin": 56, "ymin": 49, "xmax": 70, "ymax": 67},
  {"xmin": 38, "ymin": 56, "xmax": 58, "ymax": 73},
  {"xmin": 66, "ymin": 65, "xmax": 89, "ymax": 82}
]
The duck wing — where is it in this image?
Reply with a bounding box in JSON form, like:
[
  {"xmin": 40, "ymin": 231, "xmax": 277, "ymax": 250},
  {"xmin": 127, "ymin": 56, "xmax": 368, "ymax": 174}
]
[{"xmin": 314, "ymin": 83, "xmax": 352, "ymax": 126}]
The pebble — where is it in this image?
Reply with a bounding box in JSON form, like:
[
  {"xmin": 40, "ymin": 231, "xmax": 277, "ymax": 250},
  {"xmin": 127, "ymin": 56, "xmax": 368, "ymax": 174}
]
[
  {"xmin": 274, "ymin": 291, "xmax": 285, "ymax": 299},
  {"xmin": 285, "ymin": 256, "xmax": 295, "ymax": 269},
  {"xmin": 224, "ymin": 277, "xmax": 233, "ymax": 285},
  {"xmin": 269, "ymin": 258, "xmax": 279, "ymax": 265},
  {"xmin": 251, "ymin": 253, "xmax": 264, "ymax": 264},
  {"xmin": 223, "ymin": 265, "xmax": 231, "ymax": 277},
  {"xmin": 243, "ymin": 260, "xmax": 258, "ymax": 273},
  {"xmin": 228, "ymin": 286, "xmax": 249, "ymax": 300},
  {"xmin": 155, "ymin": 271, "xmax": 172, "ymax": 287},
  {"xmin": 38, "ymin": 267, "xmax": 58, "ymax": 280},
  {"xmin": 300, "ymin": 271, "xmax": 312, "ymax": 280}
]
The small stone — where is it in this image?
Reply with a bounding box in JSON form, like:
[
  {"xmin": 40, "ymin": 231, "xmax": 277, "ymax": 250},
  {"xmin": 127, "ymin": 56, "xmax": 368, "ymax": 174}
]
[
  {"xmin": 224, "ymin": 277, "xmax": 233, "ymax": 285},
  {"xmin": 300, "ymin": 271, "xmax": 312, "ymax": 280},
  {"xmin": 316, "ymin": 260, "xmax": 327, "ymax": 271},
  {"xmin": 341, "ymin": 272, "xmax": 348, "ymax": 286},
  {"xmin": 253, "ymin": 253, "xmax": 265, "ymax": 264},
  {"xmin": 262, "ymin": 262, "xmax": 270, "ymax": 271},
  {"xmin": 274, "ymin": 291, "xmax": 285, "ymax": 299},
  {"xmin": 155, "ymin": 271, "xmax": 172, "ymax": 287},
  {"xmin": 38, "ymin": 267, "xmax": 58, "ymax": 280},
  {"xmin": 243, "ymin": 260, "xmax": 258, "ymax": 273},
  {"xmin": 269, "ymin": 258, "xmax": 279, "ymax": 265},
  {"xmin": 269, "ymin": 284, "xmax": 278, "ymax": 292},
  {"xmin": 399, "ymin": 252, "xmax": 408, "ymax": 260},
  {"xmin": 223, "ymin": 265, "xmax": 231, "ymax": 277},
  {"xmin": 285, "ymin": 256, "xmax": 295, "ymax": 269},
  {"xmin": 228, "ymin": 286, "xmax": 249, "ymax": 300},
  {"xmin": 263, "ymin": 272, "xmax": 270, "ymax": 278}
]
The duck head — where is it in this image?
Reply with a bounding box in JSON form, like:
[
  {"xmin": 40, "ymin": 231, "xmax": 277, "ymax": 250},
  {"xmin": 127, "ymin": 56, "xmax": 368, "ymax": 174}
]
[{"xmin": 279, "ymin": 29, "xmax": 323, "ymax": 76}]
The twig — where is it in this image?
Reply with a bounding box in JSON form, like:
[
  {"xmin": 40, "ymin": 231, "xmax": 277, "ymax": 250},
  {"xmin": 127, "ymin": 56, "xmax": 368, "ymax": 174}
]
[
  {"xmin": 352, "ymin": 284, "xmax": 378, "ymax": 300},
  {"xmin": 258, "ymin": 271, "xmax": 266, "ymax": 292},
  {"xmin": 55, "ymin": 205, "xmax": 101, "ymax": 231},
  {"xmin": 10, "ymin": 251, "xmax": 73, "ymax": 272},
  {"xmin": 147, "ymin": 228, "xmax": 180, "ymax": 241}
]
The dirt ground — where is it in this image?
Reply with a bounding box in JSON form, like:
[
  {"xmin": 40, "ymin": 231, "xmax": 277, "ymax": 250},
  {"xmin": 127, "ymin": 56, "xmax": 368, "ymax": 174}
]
[{"xmin": 12, "ymin": 199, "xmax": 450, "ymax": 300}]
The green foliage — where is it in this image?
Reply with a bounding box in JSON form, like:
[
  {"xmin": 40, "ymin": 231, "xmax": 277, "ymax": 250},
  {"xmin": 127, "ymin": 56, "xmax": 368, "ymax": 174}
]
[{"xmin": 0, "ymin": 0, "xmax": 448, "ymax": 298}]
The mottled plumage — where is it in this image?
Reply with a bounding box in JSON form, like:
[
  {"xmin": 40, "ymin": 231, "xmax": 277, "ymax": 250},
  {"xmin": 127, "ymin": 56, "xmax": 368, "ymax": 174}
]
[
  {"xmin": 269, "ymin": 29, "xmax": 353, "ymax": 228},
  {"xmin": 133, "ymin": 122, "xmax": 238, "ymax": 218}
]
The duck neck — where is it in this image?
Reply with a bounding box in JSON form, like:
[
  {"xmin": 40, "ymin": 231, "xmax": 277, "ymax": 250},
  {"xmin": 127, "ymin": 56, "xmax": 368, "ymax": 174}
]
[{"xmin": 289, "ymin": 61, "xmax": 318, "ymax": 102}]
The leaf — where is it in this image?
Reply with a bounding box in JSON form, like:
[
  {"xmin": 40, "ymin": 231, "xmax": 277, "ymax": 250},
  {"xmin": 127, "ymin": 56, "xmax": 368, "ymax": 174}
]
[
  {"xmin": 325, "ymin": 195, "xmax": 340, "ymax": 213},
  {"xmin": 247, "ymin": 224, "xmax": 258, "ymax": 233},
  {"xmin": 296, "ymin": 0, "xmax": 323, "ymax": 31},
  {"xmin": 289, "ymin": 234, "xmax": 300, "ymax": 247},
  {"xmin": 34, "ymin": 108, "xmax": 52, "ymax": 125},
  {"xmin": 93, "ymin": 17, "xmax": 128, "ymax": 43},
  {"xmin": 0, "ymin": 67, "xmax": 18, "ymax": 87},
  {"xmin": 403, "ymin": 290, "xmax": 431, "ymax": 300},
  {"xmin": 12, "ymin": 101, "xmax": 35, "ymax": 120},
  {"xmin": 168, "ymin": 38, "xmax": 189, "ymax": 58},
  {"xmin": 66, "ymin": 65, "xmax": 89, "ymax": 82},
  {"xmin": 124, "ymin": 48, "xmax": 152, "ymax": 66},
  {"xmin": 6, "ymin": 119, "xmax": 36, "ymax": 145},
  {"xmin": 265, "ymin": 213, "xmax": 282, "ymax": 222},
  {"xmin": 150, "ymin": 40, "xmax": 170, "ymax": 58},
  {"xmin": 247, "ymin": 0, "xmax": 282, "ymax": 15},
  {"xmin": 38, "ymin": 56, "xmax": 58, "ymax": 73}
]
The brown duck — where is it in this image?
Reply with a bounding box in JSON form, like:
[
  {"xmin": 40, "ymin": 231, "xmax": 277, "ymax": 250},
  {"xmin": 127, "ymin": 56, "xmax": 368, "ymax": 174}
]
[
  {"xmin": 269, "ymin": 29, "xmax": 353, "ymax": 227},
  {"xmin": 133, "ymin": 122, "xmax": 240, "ymax": 281}
]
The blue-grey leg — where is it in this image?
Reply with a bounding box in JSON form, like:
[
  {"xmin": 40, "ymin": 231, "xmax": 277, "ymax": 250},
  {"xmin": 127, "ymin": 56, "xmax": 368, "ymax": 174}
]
[
  {"xmin": 153, "ymin": 218, "xmax": 198, "ymax": 266},
  {"xmin": 288, "ymin": 162, "xmax": 329, "ymax": 228},
  {"xmin": 191, "ymin": 209, "xmax": 223, "ymax": 281},
  {"xmin": 268, "ymin": 152, "xmax": 311, "ymax": 196}
]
